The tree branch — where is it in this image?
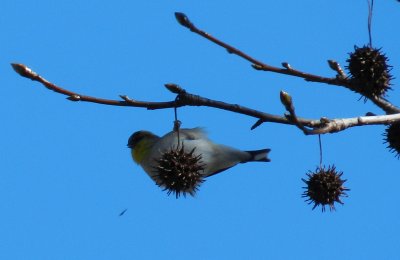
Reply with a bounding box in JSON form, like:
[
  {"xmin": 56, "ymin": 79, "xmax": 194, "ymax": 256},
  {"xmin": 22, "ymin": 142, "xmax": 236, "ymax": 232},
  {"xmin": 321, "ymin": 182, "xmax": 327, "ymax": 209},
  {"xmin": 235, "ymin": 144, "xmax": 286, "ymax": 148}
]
[
  {"xmin": 11, "ymin": 63, "xmax": 400, "ymax": 135},
  {"xmin": 11, "ymin": 63, "xmax": 177, "ymax": 109},
  {"xmin": 174, "ymin": 12, "xmax": 400, "ymax": 115},
  {"xmin": 174, "ymin": 13, "xmax": 348, "ymax": 85}
]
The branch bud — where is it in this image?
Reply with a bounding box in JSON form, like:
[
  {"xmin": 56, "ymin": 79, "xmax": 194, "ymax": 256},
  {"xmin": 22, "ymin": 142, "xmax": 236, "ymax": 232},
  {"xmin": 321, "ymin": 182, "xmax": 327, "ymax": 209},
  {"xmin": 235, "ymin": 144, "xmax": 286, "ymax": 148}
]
[
  {"xmin": 11, "ymin": 63, "xmax": 38, "ymax": 79},
  {"xmin": 328, "ymin": 60, "xmax": 346, "ymax": 78},
  {"xmin": 120, "ymin": 95, "xmax": 133, "ymax": 102},
  {"xmin": 165, "ymin": 83, "xmax": 185, "ymax": 94},
  {"xmin": 174, "ymin": 12, "xmax": 193, "ymax": 28},
  {"xmin": 67, "ymin": 95, "xmax": 81, "ymax": 101},
  {"xmin": 251, "ymin": 64, "xmax": 263, "ymax": 70},
  {"xmin": 280, "ymin": 90, "xmax": 293, "ymax": 111},
  {"xmin": 282, "ymin": 62, "xmax": 292, "ymax": 70},
  {"xmin": 365, "ymin": 112, "xmax": 376, "ymax": 117}
]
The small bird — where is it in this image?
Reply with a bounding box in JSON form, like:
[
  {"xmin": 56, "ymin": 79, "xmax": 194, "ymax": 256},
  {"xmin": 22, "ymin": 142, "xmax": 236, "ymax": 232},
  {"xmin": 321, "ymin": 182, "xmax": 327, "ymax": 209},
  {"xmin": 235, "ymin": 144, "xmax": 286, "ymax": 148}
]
[{"xmin": 127, "ymin": 128, "xmax": 271, "ymax": 186}]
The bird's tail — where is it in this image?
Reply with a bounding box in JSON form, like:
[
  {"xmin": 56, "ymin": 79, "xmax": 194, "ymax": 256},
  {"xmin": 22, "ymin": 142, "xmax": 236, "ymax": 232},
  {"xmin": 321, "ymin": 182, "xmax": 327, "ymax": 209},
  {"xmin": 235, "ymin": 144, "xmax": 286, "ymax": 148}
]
[{"xmin": 244, "ymin": 149, "xmax": 271, "ymax": 162}]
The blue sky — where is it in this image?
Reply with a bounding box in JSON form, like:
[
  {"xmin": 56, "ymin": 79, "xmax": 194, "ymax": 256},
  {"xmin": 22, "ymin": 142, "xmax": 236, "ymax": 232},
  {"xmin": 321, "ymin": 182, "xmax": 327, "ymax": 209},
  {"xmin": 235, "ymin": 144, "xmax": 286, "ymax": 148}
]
[{"xmin": 2, "ymin": 1, "xmax": 400, "ymax": 259}]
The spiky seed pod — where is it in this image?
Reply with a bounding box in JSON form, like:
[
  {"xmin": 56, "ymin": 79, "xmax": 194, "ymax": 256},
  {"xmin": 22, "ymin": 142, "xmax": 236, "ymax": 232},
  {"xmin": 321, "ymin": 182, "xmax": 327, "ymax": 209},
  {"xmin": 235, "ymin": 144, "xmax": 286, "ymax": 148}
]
[
  {"xmin": 302, "ymin": 165, "xmax": 349, "ymax": 212},
  {"xmin": 153, "ymin": 145, "xmax": 205, "ymax": 198},
  {"xmin": 346, "ymin": 45, "xmax": 393, "ymax": 98},
  {"xmin": 383, "ymin": 123, "xmax": 400, "ymax": 158}
]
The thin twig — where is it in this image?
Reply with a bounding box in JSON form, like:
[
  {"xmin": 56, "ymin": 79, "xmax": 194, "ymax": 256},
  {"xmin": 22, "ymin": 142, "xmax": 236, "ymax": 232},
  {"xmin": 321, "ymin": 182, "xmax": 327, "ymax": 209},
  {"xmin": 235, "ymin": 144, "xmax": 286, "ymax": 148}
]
[
  {"xmin": 174, "ymin": 13, "xmax": 350, "ymax": 85},
  {"xmin": 11, "ymin": 63, "xmax": 176, "ymax": 109}
]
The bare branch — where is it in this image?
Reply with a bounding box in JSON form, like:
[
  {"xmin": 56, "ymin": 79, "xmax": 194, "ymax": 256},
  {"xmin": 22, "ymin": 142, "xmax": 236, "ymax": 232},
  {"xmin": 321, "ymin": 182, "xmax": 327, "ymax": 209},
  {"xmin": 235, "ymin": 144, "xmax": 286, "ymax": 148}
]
[
  {"xmin": 11, "ymin": 63, "xmax": 177, "ymax": 109},
  {"xmin": 308, "ymin": 113, "xmax": 400, "ymax": 134},
  {"xmin": 12, "ymin": 63, "xmax": 400, "ymax": 135},
  {"xmin": 174, "ymin": 13, "xmax": 349, "ymax": 85},
  {"xmin": 174, "ymin": 12, "xmax": 400, "ymax": 115}
]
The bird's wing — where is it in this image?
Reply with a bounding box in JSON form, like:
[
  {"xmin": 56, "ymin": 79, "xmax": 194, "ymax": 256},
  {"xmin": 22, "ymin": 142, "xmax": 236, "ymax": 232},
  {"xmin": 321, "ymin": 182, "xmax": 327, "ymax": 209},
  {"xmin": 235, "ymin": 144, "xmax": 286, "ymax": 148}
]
[
  {"xmin": 178, "ymin": 127, "xmax": 208, "ymax": 140},
  {"xmin": 153, "ymin": 128, "xmax": 207, "ymax": 152}
]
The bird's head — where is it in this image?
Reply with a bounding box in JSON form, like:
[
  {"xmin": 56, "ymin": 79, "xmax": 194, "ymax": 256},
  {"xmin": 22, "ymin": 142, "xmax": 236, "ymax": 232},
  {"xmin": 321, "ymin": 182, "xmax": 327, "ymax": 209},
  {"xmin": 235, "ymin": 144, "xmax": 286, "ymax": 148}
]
[{"xmin": 127, "ymin": 131, "xmax": 159, "ymax": 164}]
